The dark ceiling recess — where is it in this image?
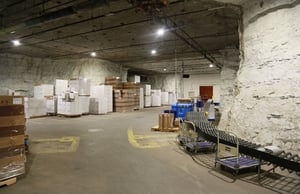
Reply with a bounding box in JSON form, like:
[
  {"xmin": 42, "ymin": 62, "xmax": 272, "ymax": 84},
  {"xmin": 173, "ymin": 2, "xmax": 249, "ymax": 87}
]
[{"xmin": 0, "ymin": 0, "xmax": 241, "ymax": 74}]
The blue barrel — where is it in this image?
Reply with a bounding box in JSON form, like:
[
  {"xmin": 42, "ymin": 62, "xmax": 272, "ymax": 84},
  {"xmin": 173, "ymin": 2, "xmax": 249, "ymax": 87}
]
[{"xmin": 172, "ymin": 103, "xmax": 193, "ymax": 120}]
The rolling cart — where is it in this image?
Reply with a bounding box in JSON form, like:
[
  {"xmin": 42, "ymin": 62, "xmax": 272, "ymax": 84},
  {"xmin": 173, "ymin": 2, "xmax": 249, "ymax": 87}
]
[
  {"xmin": 215, "ymin": 131, "xmax": 260, "ymax": 175},
  {"xmin": 178, "ymin": 120, "xmax": 215, "ymax": 153}
]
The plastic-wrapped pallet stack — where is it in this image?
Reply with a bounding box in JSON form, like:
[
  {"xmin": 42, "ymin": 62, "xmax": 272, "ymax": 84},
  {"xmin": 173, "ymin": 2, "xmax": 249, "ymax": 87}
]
[
  {"xmin": 69, "ymin": 78, "xmax": 91, "ymax": 114},
  {"xmin": 55, "ymin": 79, "xmax": 68, "ymax": 96},
  {"xmin": 144, "ymin": 84, "xmax": 151, "ymax": 108},
  {"xmin": 0, "ymin": 96, "xmax": 26, "ymax": 181},
  {"xmin": 90, "ymin": 85, "xmax": 112, "ymax": 114},
  {"xmin": 57, "ymin": 92, "xmax": 81, "ymax": 116},
  {"xmin": 24, "ymin": 97, "xmax": 47, "ymax": 118},
  {"xmin": 34, "ymin": 84, "xmax": 54, "ymax": 99},
  {"xmin": 151, "ymin": 89, "xmax": 161, "ymax": 107},
  {"xmin": 161, "ymin": 92, "xmax": 169, "ymax": 105},
  {"xmin": 168, "ymin": 92, "xmax": 177, "ymax": 105},
  {"xmin": 139, "ymin": 88, "xmax": 144, "ymax": 109}
]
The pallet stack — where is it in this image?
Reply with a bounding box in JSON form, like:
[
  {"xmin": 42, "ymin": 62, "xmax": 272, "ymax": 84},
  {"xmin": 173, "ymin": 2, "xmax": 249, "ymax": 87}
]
[
  {"xmin": 105, "ymin": 77, "xmax": 140, "ymax": 112},
  {"xmin": 0, "ymin": 96, "xmax": 26, "ymax": 182}
]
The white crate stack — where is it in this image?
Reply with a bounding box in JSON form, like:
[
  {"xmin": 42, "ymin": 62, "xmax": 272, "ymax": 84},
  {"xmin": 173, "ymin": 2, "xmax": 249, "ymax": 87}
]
[
  {"xmin": 69, "ymin": 78, "xmax": 91, "ymax": 96},
  {"xmin": 144, "ymin": 84, "xmax": 151, "ymax": 107},
  {"xmin": 55, "ymin": 79, "xmax": 68, "ymax": 96},
  {"xmin": 57, "ymin": 92, "xmax": 81, "ymax": 116},
  {"xmin": 45, "ymin": 96, "xmax": 57, "ymax": 114},
  {"xmin": 24, "ymin": 97, "xmax": 47, "ymax": 118},
  {"xmin": 90, "ymin": 85, "xmax": 112, "ymax": 114},
  {"xmin": 139, "ymin": 88, "xmax": 144, "ymax": 109},
  {"xmin": 151, "ymin": 89, "xmax": 161, "ymax": 107},
  {"xmin": 34, "ymin": 84, "xmax": 54, "ymax": 99},
  {"xmin": 168, "ymin": 92, "xmax": 177, "ymax": 105},
  {"xmin": 161, "ymin": 92, "xmax": 169, "ymax": 105},
  {"xmin": 79, "ymin": 96, "xmax": 90, "ymax": 114}
]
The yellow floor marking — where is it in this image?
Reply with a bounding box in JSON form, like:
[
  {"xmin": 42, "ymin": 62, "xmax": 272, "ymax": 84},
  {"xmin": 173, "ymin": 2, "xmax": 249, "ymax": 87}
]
[
  {"xmin": 31, "ymin": 136, "xmax": 80, "ymax": 154},
  {"xmin": 128, "ymin": 128, "xmax": 176, "ymax": 149}
]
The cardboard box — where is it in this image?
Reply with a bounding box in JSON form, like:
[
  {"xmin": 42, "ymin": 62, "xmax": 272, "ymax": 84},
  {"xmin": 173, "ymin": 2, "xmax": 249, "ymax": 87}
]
[
  {"xmin": 0, "ymin": 115, "xmax": 25, "ymax": 127},
  {"xmin": 0, "ymin": 135, "xmax": 24, "ymax": 149},
  {"xmin": 0, "ymin": 105, "xmax": 24, "ymax": 117},
  {"xmin": 0, "ymin": 96, "xmax": 24, "ymax": 106},
  {"xmin": 0, "ymin": 126, "xmax": 25, "ymax": 138}
]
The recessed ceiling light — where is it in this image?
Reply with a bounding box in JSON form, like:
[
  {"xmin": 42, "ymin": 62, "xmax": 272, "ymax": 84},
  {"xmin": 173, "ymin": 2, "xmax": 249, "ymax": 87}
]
[
  {"xmin": 156, "ymin": 28, "xmax": 165, "ymax": 36},
  {"xmin": 151, "ymin": 49, "xmax": 157, "ymax": 55},
  {"xmin": 91, "ymin": 52, "xmax": 96, "ymax": 57},
  {"xmin": 12, "ymin": 39, "xmax": 21, "ymax": 46},
  {"xmin": 209, "ymin": 64, "xmax": 213, "ymax": 68},
  {"xmin": 163, "ymin": 68, "xmax": 167, "ymax": 71}
]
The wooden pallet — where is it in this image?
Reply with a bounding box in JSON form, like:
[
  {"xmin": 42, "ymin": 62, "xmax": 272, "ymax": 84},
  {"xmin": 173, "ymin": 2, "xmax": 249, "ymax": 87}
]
[
  {"xmin": 0, "ymin": 177, "xmax": 16, "ymax": 187},
  {"xmin": 151, "ymin": 125, "xmax": 179, "ymax": 132},
  {"xmin": 29, "ymin": 115, "xmax": 47, "ymax": 119}
]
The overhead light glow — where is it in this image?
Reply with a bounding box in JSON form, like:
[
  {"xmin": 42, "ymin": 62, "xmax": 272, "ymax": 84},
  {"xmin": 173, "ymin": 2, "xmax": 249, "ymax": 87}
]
[
  {"xmin": 163, "ymin": 68, "xmax": 167, "ymax": 71},
  {"xmin": 156, "ymin": 28, "xmax": 165, "ymax": 36},
  {"xmin": 151, "ymin": 49, "xmax": 157, "ymax": 55},
  {"xmin": 209, "ymin": 64, "xmax": 214, "ymax": 68},
  {"xmin": 91, "ymin": 52, "xmax": 96, "ymax": 57},
  {"xmin": 10, "ymin": 31, "xmax": 16, "ymax": 34},
  {"xmin": 12, "ymin": 40, "xmax": 21, "ymax": 46}
]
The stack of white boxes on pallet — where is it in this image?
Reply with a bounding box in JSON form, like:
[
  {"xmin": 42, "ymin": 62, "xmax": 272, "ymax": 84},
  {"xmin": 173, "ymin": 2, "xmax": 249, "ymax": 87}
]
[
  {"xmin": 161, "ymin": 92, "xmax": 169, "ymax": 105},
  {"xmin": 151, "ymin": 89, "xmax": 162, "ymax": 107},
  {"xmin": 139, "ymin": 88, "xmax": 144, "ymax": 109},
  {"xmin": 69, "ymin": 78, "xmax": 91, "ymax": 114},
  {"xmin": 57, "ymin": 92, "xmax": 81, "ymax": 116},
  {"xmin": 168, "ymin": 92, "xmax": 177, "ymax": 105},
  {"xmin": 144, "ymin": 84, "xmax": 151, "ymax": 107},
  {"xmin": 90, "ymin": 85, "xmax": 113, "ymax": 114},
  {"xmin": 24, "ymin": 84, "xmax": 54, "ymax": 118}
]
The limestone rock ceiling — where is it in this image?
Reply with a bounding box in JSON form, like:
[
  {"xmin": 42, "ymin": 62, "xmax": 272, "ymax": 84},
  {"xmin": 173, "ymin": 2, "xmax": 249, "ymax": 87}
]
[{"xmin": 0, "ymin": 0, "xmax": 240, "ymax": 74}]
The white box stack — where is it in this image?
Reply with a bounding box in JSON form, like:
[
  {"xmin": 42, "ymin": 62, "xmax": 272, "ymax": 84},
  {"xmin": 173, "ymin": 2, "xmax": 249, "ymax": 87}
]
[
  {"xmin": 57, "ymin": 92, "xmax": 81, "ymax": 116},
  {"xmin": 34, "ymin": 84, "xmax": 54, "ymax": 99},
  {"xmin": 90, "ymin": 85, "xmax": 112, "ymax": 114},
  {"xmin": 144, "ymin": 96, "xmax": 151, "ymax": 107},
  {"xmin": 161, "ymin": 92, "xmax": 169, "ymax": 105},
  {"xmin": 139, "ymin": 88, "xmax": 144, "ymax": 109},
  {"xmin": 144, "ymin": 85, "xmax": 151, "ymax": 96},
  {"xmin": 168, "ymin": 92, "xmax": 177, "ymax": 104},
  {"xmin": 24, "ymin": 98, "xmax": 47, "ymax": 118},
  {"xmin": 128, "ymin": 75, "xmax": 140, "ymax": 83},
  {"xmin": 69, "ymin": 78, "xmax": 91, "ymax": 95},
  {"xmin": 151, "ymin": 89, "xmax": 161, "ymax": 107},
  {"xmin": 55, "ymin": 79, "xmax": 68, "ymax": 95},
  {"xmin": 79, "ymin": 96, "xmax": 90, "ymax": 114},
  {"xmin": 46, "ymin": 96, "xmax": 57, "ymax": 114},
  {"xmin": 89, "ymin": 98, "xmax": 107, "ymax": 114}
]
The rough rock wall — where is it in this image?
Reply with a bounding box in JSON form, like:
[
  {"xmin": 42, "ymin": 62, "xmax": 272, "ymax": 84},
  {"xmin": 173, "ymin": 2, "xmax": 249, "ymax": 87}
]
[
  {"xmin": 222, "ymin": 0, "xmax": 300, "ymax": 152},
  {"xmin": 0, "ymin": 53, "xmax": 121, "ymax": 96}
]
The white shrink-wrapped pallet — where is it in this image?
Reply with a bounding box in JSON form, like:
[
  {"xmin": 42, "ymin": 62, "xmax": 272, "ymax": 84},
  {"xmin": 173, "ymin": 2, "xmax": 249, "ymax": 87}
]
[
  {"xmin": 144, "ymin": 96, "xmax": 151, "ymax": 107},
  {"xmin": 168, "ymin": 92, "xmax": 177, "ymax": 104},
  {"xmin": 161, "ymin": 92, "xmax": 169, "ymax": 105},
  {"xmin": 79, "ymin": 96, "xmax": 90, "ymax": 114},
  {"xmin": 90, "ymin": 85, "xmax": 112, "ymax": 112},
  {"xmin": 139, "ymin": 88, "xmax": 144, "ymax": 109},
  {"xmin": 46, "ymin": 96, "xmax": 57, "ymax": 114},
  {"xmin": 128, "ymin": 75, "xmax": 140, "ymax": 83},
  {"xmin": 151, "ymin": 89, "xmax": 161, "ymax": 107},
  {"xmin": 89, "ymin": 97, "xmax": 107, "ymax": 114},
  {"xmin": 24, "ymin": 98, "xmax": 47, "ymax": 118},
  {"xmin": 69, "ymin": 78, "xmax": 91, "ymax": 95},
  {"xmin": 57, "ymin": 93, "xmax": 81, "ymax": 115},
  {"xmin": 144, "ymin": 84, "xmax": 151, "ymax": 96},
  {"xmin": 34, "ymin": 84, "xmax": 54, "ymax": 99},
  {"xmin": 55, "ymin": 79, "xmax": 68, "ymax": 95}
]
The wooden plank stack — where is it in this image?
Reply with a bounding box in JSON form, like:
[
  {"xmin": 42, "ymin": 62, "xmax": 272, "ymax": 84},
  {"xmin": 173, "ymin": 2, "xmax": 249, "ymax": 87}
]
[
  {"xmin": 0, "ymin": 96, "xmax": 26, "ymax": 181},
  {"xmin": 105, "ymin": 77, "xmax": 140, "ymax": 112}
]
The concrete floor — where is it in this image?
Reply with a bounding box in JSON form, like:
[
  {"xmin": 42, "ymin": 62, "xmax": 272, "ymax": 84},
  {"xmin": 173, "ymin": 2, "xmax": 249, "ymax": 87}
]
[{"xmin": 2, "ymin": 107, "xmax": 299, "ymax": 194}]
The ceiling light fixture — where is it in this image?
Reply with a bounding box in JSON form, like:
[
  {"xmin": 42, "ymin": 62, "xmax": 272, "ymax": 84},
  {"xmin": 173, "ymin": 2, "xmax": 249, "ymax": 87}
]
[
  {"xmin": 163, "ymin": 68, "xmax": 167, "ymax": 71},
  {"xmin": 151, "ymin": 49, "xmax": 157, "ymax": 55},
  {"xmin": 10, "ymin": 31, "xmax": 16, "ymax": 34},
  {"xmin": 156, "ymin": 28, "xmax": 165, "ymax": 36},
  {"xmin": 12, "ymin": 39, "xmax": 21, "ymax": 46},
  {"xmin": 90, "ymin": 52, "xmax": 96, "ymax": 57},
  {"xmin": 209, "ymin": 64, "xmax": 214, "ymax": 68}
]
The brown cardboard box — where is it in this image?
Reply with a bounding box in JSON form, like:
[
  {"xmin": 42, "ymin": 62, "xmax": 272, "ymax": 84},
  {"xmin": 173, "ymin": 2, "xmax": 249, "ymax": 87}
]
[
  {"xmin": 0, "ymin": 135, "xmax": 24, "ymax": 149},
  {"xmin": 0, "ymin": 105, "xmax": 24, "ymax": 116},
  {"xmin": 159, "ymin": 114, "xmax": 164, "ymax": 129},
  {"xmin": 0, "ymin": 115, "xmax": 25, "ymax": 127},
  {"xmin": 0, "ymin": 126, "xmax": 25, "ymax": 137},
  {"xmin": 0, "ymin": 155, "xmax": 24, "ymax": 168},
  {"xmin": 0, "ymin": 96, "xmax": 24, "ymax": 106}
]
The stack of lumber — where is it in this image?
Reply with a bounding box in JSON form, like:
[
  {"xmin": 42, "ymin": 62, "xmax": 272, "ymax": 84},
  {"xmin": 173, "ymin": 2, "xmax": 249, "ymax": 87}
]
[{"xmin": 0, "ymin": 96, "xmax": 25, "ymax": 181}]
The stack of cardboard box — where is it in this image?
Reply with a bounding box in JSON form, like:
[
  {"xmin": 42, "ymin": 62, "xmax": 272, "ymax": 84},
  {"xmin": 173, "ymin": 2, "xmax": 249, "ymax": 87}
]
[{"xmin": 0, "ymin": 96, "xmax": 25, "ymax": 181}]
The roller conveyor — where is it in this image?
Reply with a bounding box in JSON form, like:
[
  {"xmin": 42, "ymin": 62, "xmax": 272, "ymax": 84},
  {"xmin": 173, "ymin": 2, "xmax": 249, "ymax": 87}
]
[{"xmin": 186, "ymin": 112, "xmax": 300, "ymax": 174}]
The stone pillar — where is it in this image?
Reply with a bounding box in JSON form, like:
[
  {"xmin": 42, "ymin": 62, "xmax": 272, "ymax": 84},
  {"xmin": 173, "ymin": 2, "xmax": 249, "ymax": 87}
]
[{"xmin": 224, "ymin": 0, "xmax": 300, "ymax": 152}]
